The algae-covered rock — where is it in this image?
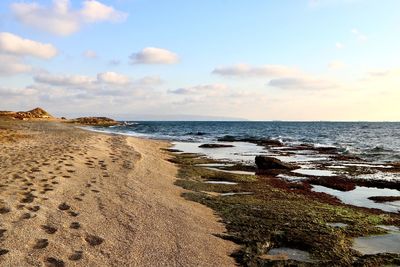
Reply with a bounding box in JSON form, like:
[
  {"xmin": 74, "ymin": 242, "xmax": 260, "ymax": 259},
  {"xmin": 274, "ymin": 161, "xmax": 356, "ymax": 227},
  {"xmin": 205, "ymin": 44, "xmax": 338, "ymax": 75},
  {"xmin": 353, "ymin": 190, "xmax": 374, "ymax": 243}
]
[
  {"xmin": 255, "ymin": 156, "xmax": 299, "ymax": 171},
  {"xmin": 68, "ymin": 117, "xmax": 119, "ymax": 126},
  {"xmin": 199, "ymin": 144, "xmax": 234, "ymax": 148}
]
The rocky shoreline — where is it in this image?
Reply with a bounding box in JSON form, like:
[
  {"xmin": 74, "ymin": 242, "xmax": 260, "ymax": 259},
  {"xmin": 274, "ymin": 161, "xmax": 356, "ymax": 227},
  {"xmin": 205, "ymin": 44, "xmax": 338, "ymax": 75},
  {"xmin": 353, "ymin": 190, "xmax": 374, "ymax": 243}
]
[{"xmin": 167, "ymin": 137, "xmax": 400, "ymax": 266}]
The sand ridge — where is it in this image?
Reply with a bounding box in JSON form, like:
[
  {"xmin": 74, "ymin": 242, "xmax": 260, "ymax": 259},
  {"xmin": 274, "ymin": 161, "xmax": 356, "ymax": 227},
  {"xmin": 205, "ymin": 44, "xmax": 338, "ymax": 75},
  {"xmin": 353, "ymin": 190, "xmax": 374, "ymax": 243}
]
[{"xmin": 0, "ymin": 121, "xmax": 237, "ymax": 266}]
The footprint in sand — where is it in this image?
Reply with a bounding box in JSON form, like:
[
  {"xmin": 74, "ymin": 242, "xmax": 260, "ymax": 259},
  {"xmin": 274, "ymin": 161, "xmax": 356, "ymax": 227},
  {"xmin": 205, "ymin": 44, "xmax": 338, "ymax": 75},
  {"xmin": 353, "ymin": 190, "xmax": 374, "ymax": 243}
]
[
  {"xmin": 28, "ymin": 205, "xmax": 40, "ymax": 212},
  {"xmin": 0, "ymin": 249, "xmax": 9, "ymax": 256},
  {"xmin": 21, "ymin": 212, "xmax": 32, "ymax": 220},
  {"xmin": 20, "ymin": 193, "xmax": 36, "ymax": 203},
  {"xmin": 68, "ymin": 250, "xmax": 83, "ymax": 261},
  {"xmin": 45, "ymin": 257, "xmax": 65, "ymax": 267},
  {"xmin": 69, "ymin": 222, "xmax": 80, "ymax": 229},
  {"xmin": 0, "ymin": 207, "xmax": 11, "ymax": 214},
  {"xmin": 85, "ymin": 234, "xmax": 104, "ymax": 246},
  {"xmin": 41, "ymin": 225, "xmax": 57, "ymax": 234},
  {"xmin": 33, "ymin": 238, "xmax": 49, "ymax": 249},
  {"xmin": 58, "ymin": 203, "xmax": 70, "ymax": 211},
  {"xmin": 68, "ymin": 211, "xmax": 79, "ymax": 217},
  {"xmin": 0, "ymin": 229, "xmax": 7, "ymax": 239}
]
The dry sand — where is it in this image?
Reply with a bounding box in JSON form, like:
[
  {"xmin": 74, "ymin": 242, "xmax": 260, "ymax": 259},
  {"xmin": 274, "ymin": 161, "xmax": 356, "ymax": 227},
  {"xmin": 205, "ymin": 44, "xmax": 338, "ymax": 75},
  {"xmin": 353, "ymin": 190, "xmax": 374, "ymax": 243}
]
[{"xmin": 0, "ymin": 120, "xmax": 237, "ymax": 266}]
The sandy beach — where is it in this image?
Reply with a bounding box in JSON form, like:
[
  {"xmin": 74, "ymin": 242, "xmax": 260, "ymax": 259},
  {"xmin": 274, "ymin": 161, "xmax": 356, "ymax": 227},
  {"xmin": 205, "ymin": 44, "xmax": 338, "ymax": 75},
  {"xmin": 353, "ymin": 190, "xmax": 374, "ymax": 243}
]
[{"xmin": 0, "ymin": 120, "xmax": 237, "ymax": 266}]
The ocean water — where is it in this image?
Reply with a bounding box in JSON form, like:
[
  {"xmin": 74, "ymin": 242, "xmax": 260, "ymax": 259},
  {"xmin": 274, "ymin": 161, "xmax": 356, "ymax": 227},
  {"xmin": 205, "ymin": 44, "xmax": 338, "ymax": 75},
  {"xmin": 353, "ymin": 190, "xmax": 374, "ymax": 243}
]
[
  {"xmin": 92, "ymin": 121, "xmax": 400, "ymax": 163},
  {"xmin": 89, "ymin": 121, "xmax": 400, "ymax": 213}
]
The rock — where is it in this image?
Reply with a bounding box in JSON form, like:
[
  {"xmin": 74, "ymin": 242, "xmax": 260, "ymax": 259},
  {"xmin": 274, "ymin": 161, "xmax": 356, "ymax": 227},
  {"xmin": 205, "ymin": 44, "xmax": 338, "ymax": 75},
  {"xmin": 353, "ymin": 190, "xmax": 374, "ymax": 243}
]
[
  {"xmin": 309, "ymin": 176, "xmax": 355, "ymax": 191},
  {"xmin": 199, "ymin": 144, "xmax": 234, "ymax": 148},
  {"xmin": 217, "ymin": 135, "xmax": 283, "ymax": 147},
  {"xmin": 392, "ymin": 162, "xmax": 400, "ymax": 168},
  {"xmin": 368, "ymin": 196, "xmax": 400, "ymax": 203},
  {"xmin": 314, "ymin": 146, "xmax": 338, "ymax": 153},
  {"xmin": 0, "ymin": 107, "xmax": 54, "ymax": 120},
  {"xmin": 187, "ymin": 131, "xmax": 207, "ymax": 136},
  {"xmin": 217, "ymin": 135, "xmax": 237, "ymax": 142},
  {"xmin": 257, "ymin": 139, "xmax": 283, "ymax": 147},
  {"xmin": 255, "ymin": 156, "xmax": 299, "ymax": 171},
  {"xmin": 67, "ymin": 117, "xmax": 119, "ymax": 126}
]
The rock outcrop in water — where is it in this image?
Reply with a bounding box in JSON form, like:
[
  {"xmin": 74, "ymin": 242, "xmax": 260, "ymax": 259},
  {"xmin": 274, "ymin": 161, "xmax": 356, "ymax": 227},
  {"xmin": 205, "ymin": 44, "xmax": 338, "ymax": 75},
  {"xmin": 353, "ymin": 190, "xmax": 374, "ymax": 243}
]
[
  {"xmin": 199, "ymin": 144, "xmax": 234, "ymax": 148},
  {"xmin": 67, "ymin": 117, "xmax": 119, "ymax": 126},
  {"xmin": 218, "ymin": 135, "xmax": 283, "ymax": 146},
  {"xmin": 255, "ymin": 156, "xmax": 299, "ymax": 173}
]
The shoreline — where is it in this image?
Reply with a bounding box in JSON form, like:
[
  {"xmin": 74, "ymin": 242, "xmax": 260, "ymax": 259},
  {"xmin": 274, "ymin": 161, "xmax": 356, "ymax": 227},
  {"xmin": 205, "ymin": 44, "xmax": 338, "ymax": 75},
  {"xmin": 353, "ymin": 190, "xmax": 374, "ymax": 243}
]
[{"xmin": 0, "ymin": 120, "xmax": 237, "ymax": 266}]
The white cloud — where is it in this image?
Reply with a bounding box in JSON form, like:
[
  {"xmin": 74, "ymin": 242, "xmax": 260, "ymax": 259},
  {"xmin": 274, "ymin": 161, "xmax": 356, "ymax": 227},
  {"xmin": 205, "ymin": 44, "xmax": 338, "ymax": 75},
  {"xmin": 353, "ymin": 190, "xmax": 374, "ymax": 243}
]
[
  {"xmin": 268, "ymin": 77, "xmax": 337, "ymax": 90},
  {"xmin": 34, "ymin": 73, "xmax": 95, "ymax": 87},
  {"xmin": 80, "ymin": 0, "xmax": 127, "ymax": 23},
  {"xmin": 135, "ymin": 76, "xmax": 162, "ymax": 86},
  {"xmin": 335, "ymin": 42, "xmax": 344, "ymax": 49},
  {"xmin": 83, "ymin": 49, "xmax": 97, "ymax": 59},
  {"xmin": 169, "ymin": 84, "xmax": 227, "ymax": 95},
  {"xmin": 212, "ymin": 63, "xmax": 299, "ymax": 77},
  {"xmin": 0, "ymin": 86, "xmax": 37, "ymax": 97},
  {"xmin": 130, "ymin": 47, "xmax": 179, "ymax": 64},
  {"xmin": 11, "ymin": 0, "xmax": 128, "ymax": 36},
  {"xmin": 0, "ymin": 54, "xmax": 32, "ymax": 75},
  {"xmin": 33, "ymin": 71, "xmax": 158, "ymax": 93},
  {"xmin": 0, "ymin": 32, "xmax": 57, "ymax": 59},
  {"xmin": 351, "ymin": 28, "xmax": 368, "ymax": 42},
  {"xmin": 328, "ymin": 60, "xmax": 346, "ymax": 70},
  {"xmin": 97, "ymin": 72, "xmax": 130, "ymax": 85}
]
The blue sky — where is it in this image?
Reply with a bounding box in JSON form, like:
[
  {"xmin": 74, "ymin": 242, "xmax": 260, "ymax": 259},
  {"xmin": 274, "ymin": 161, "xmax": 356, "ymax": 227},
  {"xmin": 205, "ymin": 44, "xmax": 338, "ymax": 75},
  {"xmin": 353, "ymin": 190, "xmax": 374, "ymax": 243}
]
[{"xmin": 0, "ymin": 0, "xmax": 399, "ymax": 120}]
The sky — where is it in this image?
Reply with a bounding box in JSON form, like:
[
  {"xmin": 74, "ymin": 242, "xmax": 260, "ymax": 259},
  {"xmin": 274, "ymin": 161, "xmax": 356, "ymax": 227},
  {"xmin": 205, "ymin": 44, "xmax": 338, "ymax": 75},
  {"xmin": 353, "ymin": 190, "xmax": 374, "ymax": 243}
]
[{"xmin": 0, "ymin": 0, "xmax": 399, "ymax": 121}]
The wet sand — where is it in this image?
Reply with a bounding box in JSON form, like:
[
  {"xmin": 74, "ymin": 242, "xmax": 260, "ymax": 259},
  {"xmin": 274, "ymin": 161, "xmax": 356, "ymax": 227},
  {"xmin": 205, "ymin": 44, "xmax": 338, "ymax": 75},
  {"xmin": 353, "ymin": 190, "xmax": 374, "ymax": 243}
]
[{"xmin": 0, "ymin": 120, "xmax": 237, "ymax": 266}]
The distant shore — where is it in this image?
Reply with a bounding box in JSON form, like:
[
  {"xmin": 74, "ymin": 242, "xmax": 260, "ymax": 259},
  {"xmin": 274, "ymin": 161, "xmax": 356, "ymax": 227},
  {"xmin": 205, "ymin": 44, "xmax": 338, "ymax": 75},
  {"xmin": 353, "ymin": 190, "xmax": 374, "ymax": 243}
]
[{"xmin": 0, "ymin": 119, "xmax": 237, "ymax": 266}]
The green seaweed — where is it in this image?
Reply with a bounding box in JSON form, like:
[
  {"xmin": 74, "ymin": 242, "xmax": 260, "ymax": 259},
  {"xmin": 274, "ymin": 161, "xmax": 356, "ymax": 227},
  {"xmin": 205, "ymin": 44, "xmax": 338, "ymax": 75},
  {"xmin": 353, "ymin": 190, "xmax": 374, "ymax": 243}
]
[{"xmin": 170, "ymin": 152, "xmax": 400, "ymax": 266}]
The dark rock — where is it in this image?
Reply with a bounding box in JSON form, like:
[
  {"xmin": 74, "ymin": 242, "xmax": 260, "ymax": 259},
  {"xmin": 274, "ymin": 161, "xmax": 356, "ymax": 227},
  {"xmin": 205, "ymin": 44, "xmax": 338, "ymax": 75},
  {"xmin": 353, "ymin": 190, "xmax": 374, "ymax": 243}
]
[
  {"xmin": 217, "ymin": 135, "xmax": 237, "ymax": 142},
  {"xmin": 314, "ymin": 146, "xmax": 338, "ymax": 153},
  {"xmin": 199, "ymin": 144, "xmax": 234, "ymax": 148},
  {"xmin": 161, "ymin": 148, "xmax": 182, "ymax": 153},
  {"xmin": 255, "ymin": 156, "xmax": 299, "ymax": 172},
  {"xmin": 368, "ymin": 196, "xmax": 400, "ymax": 203},
  {"xmin": 309, "ymin": 176, "xmax": 356, "ymax": 191},
  {"xmin": 217, "ymin": 135, "xmax": 283, "ymax": 147},
  {"xmin": 187, "ymin": 131, "xmax": 207, "ymax": 136}
]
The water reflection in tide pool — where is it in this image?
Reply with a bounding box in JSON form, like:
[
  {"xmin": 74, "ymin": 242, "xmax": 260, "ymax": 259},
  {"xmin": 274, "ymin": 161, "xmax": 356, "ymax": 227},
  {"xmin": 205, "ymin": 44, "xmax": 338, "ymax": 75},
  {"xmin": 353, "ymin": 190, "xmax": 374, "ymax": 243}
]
[
  {"xmin": 352, "ymin": 226, "xmax": 400, "ymax": 255},
  {"xmin": 172, "ymin": 141, "xmax": 266, "ymax": 164},
  {"xmin": 312, "ymin": 185, "xmax": 400, "ymax": 213}
]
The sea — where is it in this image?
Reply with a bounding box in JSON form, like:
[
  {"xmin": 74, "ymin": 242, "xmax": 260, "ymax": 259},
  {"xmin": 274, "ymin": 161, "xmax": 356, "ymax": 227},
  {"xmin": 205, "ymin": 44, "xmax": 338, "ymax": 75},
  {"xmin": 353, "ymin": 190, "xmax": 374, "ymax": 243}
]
[
  {"xmin": 89, "ymin": 121, "xmax": 400, "ymax": 163},
  {"xmin": 87, "ymin": 121, "xmax": 400, "ymax": 213}
]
